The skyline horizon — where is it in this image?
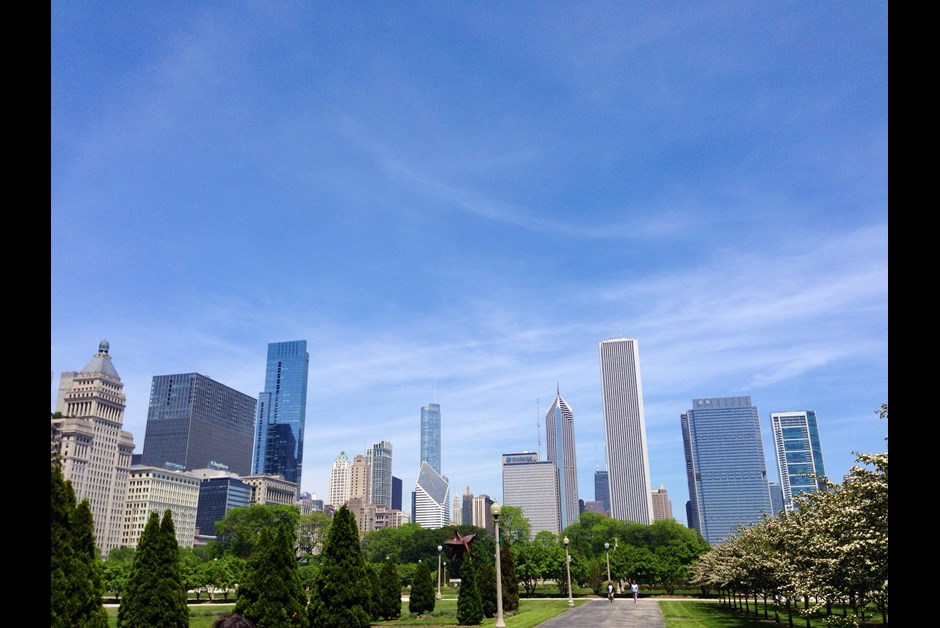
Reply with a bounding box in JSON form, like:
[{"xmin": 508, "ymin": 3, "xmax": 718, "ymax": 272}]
[{"xmin": 52, "ymin": 3, "xmax": 887, "ymax": 531}]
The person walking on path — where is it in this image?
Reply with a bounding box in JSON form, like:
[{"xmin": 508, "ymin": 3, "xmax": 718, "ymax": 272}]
[
  {"xmin": 607, "ymin": 582, "xmax": 614, "ymax": 603},
  {"xmin": 630, "ymin": 580, "xmax": 639, "ymax": 604}
]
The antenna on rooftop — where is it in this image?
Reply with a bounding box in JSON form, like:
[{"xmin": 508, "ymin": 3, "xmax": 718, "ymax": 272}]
[{"xmin": 536, "ymin": 397, "xmax": 541, "ymax": 460}]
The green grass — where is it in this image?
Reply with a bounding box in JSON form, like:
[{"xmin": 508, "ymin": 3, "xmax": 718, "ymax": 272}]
[{"xmin": 659, "ymin": 600, "xmax": 887, "ymax": 627}]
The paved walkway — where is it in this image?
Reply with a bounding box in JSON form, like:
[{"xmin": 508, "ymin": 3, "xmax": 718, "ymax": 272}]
[{"xmin": 536, "ymin": 597, "xmax": 665, "ymax": 627}]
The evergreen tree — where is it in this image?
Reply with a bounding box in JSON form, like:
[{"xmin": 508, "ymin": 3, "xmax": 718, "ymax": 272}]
[
  {"xmin": 378, "ymin": 558, "xmax": 402, "ymax": 620},
  {"xmin": 408, "ymin": 559, "xmax": 435, "ymax": 615},
  {"xmin": 308, "ymin": 505, "xmax": 371, "ymax": 628},
  {"xmin": 500, "ymin": 538, "xmax": 520, "ymax": 612},
  {"xmin": 158, "ymin": 510, "xmax": 190, "ymax": 628},
  {"xmin": 456, "ymin": 557, "xmax": 484, "ymax": 625},
  {"xmin": 364, "ymin": 562, "xmax": 380, "ymax": 621},
  {"xmin": 118, "ymin": 512, "xmax": 162, "ymax": 627},
  {"xmin": 477, "ymin": 561, "xmax": 497, "ymax": 618},
  {"xmin": 236, "ymin": 520, "xmax": 308, "ymax": 627},
  {"xmin": 51, "ymin": 460, "xmax": 108, "ymax": 627}
]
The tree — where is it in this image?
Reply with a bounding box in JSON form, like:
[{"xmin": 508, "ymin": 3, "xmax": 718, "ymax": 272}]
[
  {"xmin": 308, "ymin": 505, "xmax": 371, "ymax": 628},
  {"xmin": 500, "ymin": 538, "xmax": 520, "ymax": 612},
  {"xmin": 477, "ymin": 561, "xmax": 497, "ymax": 618},
  {"xmin": 214, "ymin": 504, "xmax": 301, "ymax": 559},
  {"xmin": 497, "ymin": 505, "xmax": 531, "ymax": 546},
  {"xmin": 377, "ymin": 558, "xmax": 402, "ymax": 620},
  {"xmin": 235, "ymin": 518, "xmax": 308, "ymax": 627},
  {"xmin": 118, "ymin": 510, "xmax": 188, "ymax": 628},
  {"xmin": 408, "ymin": 559, "xmax": 436, "ymax": 615},
  {"xmin": 51, "ymin": 460, "xmax": 108, "ymax": 628},
  {"xmin": 456, "ymin": 557, "xmax": 484, "ymax": 625}
]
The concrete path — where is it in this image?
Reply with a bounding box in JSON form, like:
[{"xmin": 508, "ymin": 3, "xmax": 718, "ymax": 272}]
[{"xmin": 535, "ymin": 597, "xmax": 665, "ymax": 627}]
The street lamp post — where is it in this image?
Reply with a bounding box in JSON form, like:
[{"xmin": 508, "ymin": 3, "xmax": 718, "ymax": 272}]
[
  {"xmin": 604, "ymin": 541, "xmax": 611, "ymax": 584},
  {"xmin": 436, "ymin": 545, "xmax": 443, "ymax": 600},
  {"xmin": 491, "ymin": 502, "xmax": 506, "ymax": 628},
  {"xmin": 563, "ymin": 536, "xmax": 574, "ymax": 607}
]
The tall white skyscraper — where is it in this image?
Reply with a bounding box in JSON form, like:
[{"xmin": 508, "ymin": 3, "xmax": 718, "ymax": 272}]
[
  {"xmin": 599, "ymin": 337, "xmax": 653, "ymax": 524},
  {"xmin": 412, "ymin": 461, "xmax": 451, "ymax": 529},
  {"xmin": 52, "ymin": 340, "xmax": 135, "ymax": 557},
  {"xmin": 545, "ymin": 387, "xmax": 579, "ymax": 530},
  {"xmin": 328, "ymin": 451, "xmax": 351, "ymax": 507},
  {"xmin": 368, "ymin": 440, "xmax": 393, "ymax": 508},
  {"xmin": 420, "ymin": 403, "xmax": 442, "ymax": 475}
]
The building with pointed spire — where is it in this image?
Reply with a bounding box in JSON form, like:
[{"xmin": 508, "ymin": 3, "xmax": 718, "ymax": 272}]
[
  {"xmin": 545, "ymin": 386, "xmax": 579, "ymax": 529},
  {"xmin": 52, "ymin": 340, "xmax": 135, "ymax": 557},
  {"xmin": 461, "ymin": 486, "xmax": 474, "ymax": 527}
]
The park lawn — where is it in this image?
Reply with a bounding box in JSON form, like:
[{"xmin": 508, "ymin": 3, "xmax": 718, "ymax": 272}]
[{"xmin": 659, "ymin": 600, "xmax": 887, "ymax": 627}]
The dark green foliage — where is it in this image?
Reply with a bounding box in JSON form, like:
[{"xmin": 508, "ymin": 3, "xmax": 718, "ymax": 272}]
[
  {"xmin": 215, "ymin": 504, "xmax": 302, "ymax": 559},
  {"xmin": 364, "ymin": 562, "xmax": 380, "ymax": 620},
  {"xmin": 408, "ymin": 559, "xmax": 436, "ymax": 615},
  {"xmin": 378, "ymin": 558, "xmax": 402, "ymax": 620},
  {"xmin": 118, "ymin": 510, "xmax": 188, "ymax": 628},
  {"xmin": 456, "ymin": 558, "xmax": 483, "ymax": 625},
  {"xmin": 477, "ymin": 561, "xmax": 497, "ymax": 618},
  {"xmin": 500, "ymin": 539, "xmax": 520, "ymax": 612},
  {"xmin": 308, "ymin": 505, "xmax": 371, "ymax": 628},
  {"xmin": 51, "ymin": 462, "xmax": 108, "ymax": 628},
  {"xmin": 236, "ymin": 519, "xmax": 308, "ymax": 627}
]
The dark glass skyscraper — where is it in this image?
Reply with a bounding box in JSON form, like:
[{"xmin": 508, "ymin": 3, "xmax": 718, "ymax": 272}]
[
  {"xmin": 681, "ymin": 396, "xmax": 773, "ymax": 545},
  {"xmin": 252, "ymin": 340, "xmax": 310, "ymax": 492},
  {"xmin": 420, "ymin": 403, "xmax": 441, "ymax": 475},
  {"xmin": 141, "ymin": 373, "xmax": 256, "ymax": 475},
  {"xmin": 594, "ymin": 470, "xmax": 610, "ymax": 514}
]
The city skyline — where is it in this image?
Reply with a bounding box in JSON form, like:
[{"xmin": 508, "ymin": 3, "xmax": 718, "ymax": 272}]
[{"xmin": 51, "ymin": 3, "xmax": 888, "ymax": 528}]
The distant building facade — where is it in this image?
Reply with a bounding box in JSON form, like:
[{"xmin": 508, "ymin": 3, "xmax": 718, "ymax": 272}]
[
  {"xmin": 412, "ymin": 461, "xmax": 451, "ymax": 529},
  {"xmin": 420, "ymin": 403, "xmax": 442, "ymax": 475},
  {"xmin": 599, "ymin": 338, "xmax": 653, "ymax": 524},
  {"xmin": 392, "ymin": 475, "xmax": 403, "ymax": 511},
  {"xmin": 594, "ymin": 469, "xmax": 610, "ymax": 514},
  {"xmin": 462, "ymin": 486, "xmax": 474, "ymax": 527},
  {"xmin": 252, "ymin": 340, "xmax": 309, "ymax": 496},
  {"xmin": 141, "ymin": 373, "xmax": 256, "ymax": 475},
  {"xmin": 545, "ymin": 388, "xmax": 580, "ymax": 529},
  {"xmin": 123, "ymin": 465, "xmax": 200, "ymax": 549},
  {"xmin": 52, "ymin": 340, "xmax": 135, "ymax": 557},
  {"xmin": 651, "ymin": 485, "xmax": 673, "ymax": 521},
  {"xmin": 502, "ymin": 452, "xmax": 560, "ymax": 539},
  {"xmin": 241, "ymin": 474, "xmax": 298, "ymax": 506},
  {"xmin": 681, "ymin": 396, "xmax": 773, "ymax": 545},
  {"xmin": 195, "ymin": 473, "xmax": 250, "ymax": 537},
  {"xmin": 368, "ymin": 440, "xmax": 393, "ymax": 508},
  {"xmin": 770, "ymin": 410, "xmax": 826, "ymax": 512},
  {"xmin": 328, "ymin": 451, "xmax": 351, "ymax": 507}
]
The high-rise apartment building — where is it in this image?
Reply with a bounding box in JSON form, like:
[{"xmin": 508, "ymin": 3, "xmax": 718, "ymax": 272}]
[
  {"xmin": 681, "ymin": 396, "xmax": 773, "ymax": 545},
  {"xmin": 420, "ymin": 403, "xmax": 442, "ymax": 475},
  {"xmin": 141, "ymin": 373, "xmax": 256, "ymax": 475},
  {"xmin": 328, "ymin": 451, "xmax": 351, "ymax": 507},
  {"xmin": 594, "ymin": 469, "xmax": 610, "ymax": 515},
  {"xmin": 770, "ymin": 410, "xmax": 826, "ymax": 512},
  {"xmin": 349, "ymin": 454, "xmax": 370, "ymax": 501},
  {"xmin": 122, "ymin": 465, "xmax": 201, "ymax": 549},
  {"xmin": 252, "ymin": 340, "xmax": 310, "ymax": 494},
  {"xmin": 412, "ymin": 461, "xmax": 451, "ymax": 528},
  {"xmin": 545, "ymin": 388, "xmax": 579, "ymax": 529},
  {"xmin": 369, "ymin": 440, "xmax": 393, "ymax": 508},
  {"xmin": 651, "ymin": 485, "xmax": 673, "ymax": 521},
  {"xmin": 472, "ymin": 494, "xmax": 494, "ymax": 531},
  {"xmin": 502, "ymin": 452, "xmax": 560, "ymax": 539},
  {"xmin": 462, "ymin": 486, "xmax": 474, "ymax": 527},
  {"xmin": 599, "ymin": 338, "xmax": 653, "ymax": 524},
  {"xmin": 51, "ymin": 340, "xmax": 135, "ymax": 557}
]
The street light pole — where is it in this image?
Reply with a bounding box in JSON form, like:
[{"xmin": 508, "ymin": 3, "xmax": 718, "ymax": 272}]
[
  {"xmin": 436, "ymin": 545, "xmax": 443, "ymax": 600},
  {"xmin": 604, "ymin": 541, "xmax": 611, "ymax": 584},
  {"xmin": 491, "ymin": 502, "xmax": 506, "ymax": 628},
  {"xmin": 563, "ymin": 536, "xmax": 574, "ymax": 607}
]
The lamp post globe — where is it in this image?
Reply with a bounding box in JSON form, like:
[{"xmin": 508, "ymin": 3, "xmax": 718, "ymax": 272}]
[
  {"xmin": 604, "ymin": 541, "xmax": 611, "ymax": 584},
  {"xmin": 491, "ymin": 502, "xmax": 506, "ymax": 628},
  {"xmin": 563, "ymin": 536, "xmax": 574, "ymax": 607}
]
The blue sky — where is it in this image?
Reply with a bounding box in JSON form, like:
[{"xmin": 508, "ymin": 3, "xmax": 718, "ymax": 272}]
[{"xmin": 51, "ymin": 2, "xmax": 888, "ymax": 528}]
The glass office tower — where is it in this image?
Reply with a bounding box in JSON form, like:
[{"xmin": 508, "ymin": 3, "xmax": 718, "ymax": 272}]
[
  {"xmin": 599, "ymin": 338, "xmax": 653, "ymax": 524},
  {"xmin": 545, "ymin": 387, "xmax": 579, "ymax": 529},
  {"xmin": 770, "ymin": 410, "xmax": 826, "ymax": 512},
  {"xmin": 594, "ymin": 469, "xmax": 610, "ymax": 514},
  {"xmin": 420, "ymin": 403, "xmax": 442, "ymax": 475},
  {"xmin": 252, "ymin": 340, "xmax": 310, "ymax": 493},
  {"xmin": 681, "ymin": 396, "xmax": 773, "ymax": 545}
]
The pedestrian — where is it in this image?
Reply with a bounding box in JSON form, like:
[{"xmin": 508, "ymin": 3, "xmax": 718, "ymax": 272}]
[
  {"xmin": 212, "ymin": 613, "xmax": 255, "ymax": 627},
  {"xmin": 630, "ymin": 580, "xmax": 639, "ymax": 604},
  {"xmin": 607, "ymin": 582, "xmax": 614, "ymax": 603}
]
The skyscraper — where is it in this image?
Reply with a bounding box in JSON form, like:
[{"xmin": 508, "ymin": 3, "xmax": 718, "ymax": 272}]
[
  {"xmin": 252, "ymin": 340, "xmax": 310, "ymax": 493},
  {"xmin": 195, "ymin": 474, "xmax": 251, "ymax": 537},
  {"xmin": 598, "ymin": 338, "xmax": 653, "ymax": 524},
  {"xmin": 328, "ymin": 451, "xmax": 351, "ymax": 507},
  {"xmin": 141, "ymin": 373, "xmax": 256, "ymax": 475},
  {"xmin": 472, "ymin": 494, "xmax": 495, "ymax": 531},
  {"xmin": 350, "ymin": 454, "xmax": 371, "ymax": 501},
  {"xmin": 391, "ymin": 475, "xmax": 403, "ymax": 511},
  {"xmin": 502, "ymin": 452, "xmax": 560, "ymax": 539},
  {"xmin": 52, "ymin": 340, "xmax": 135, "ymax": 557},
  {"xmin": 461, "ymin": 486, "xmax": 474, "ymax": 527},
  {"xmin": 651, "ymin": 485, "xmax": 673, "ymax": 521},
  {"xmin": 369, "ymin": 440, "xmax": 393, "ymax": 508},
  {"xmin": 420, "ymin": 403, "xmax": 442, "ymax": 475},
  {"xmin": 594, "ymin": 469, "xmax": 610, "ymax": 515},
  {"xmin": 545, "ymin": 387, "xmax": 579, "ymax": 529},
  {"xmin": 770, "ymin": 410, "xmax": 826, "ymax": 512},
  {"xmin": 681, "ymin": 396, "xmax": 773, "ymax": 545},
  {"xmin": 412, "ymin": 460, "xmax": 451, "ymax": 528}
]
